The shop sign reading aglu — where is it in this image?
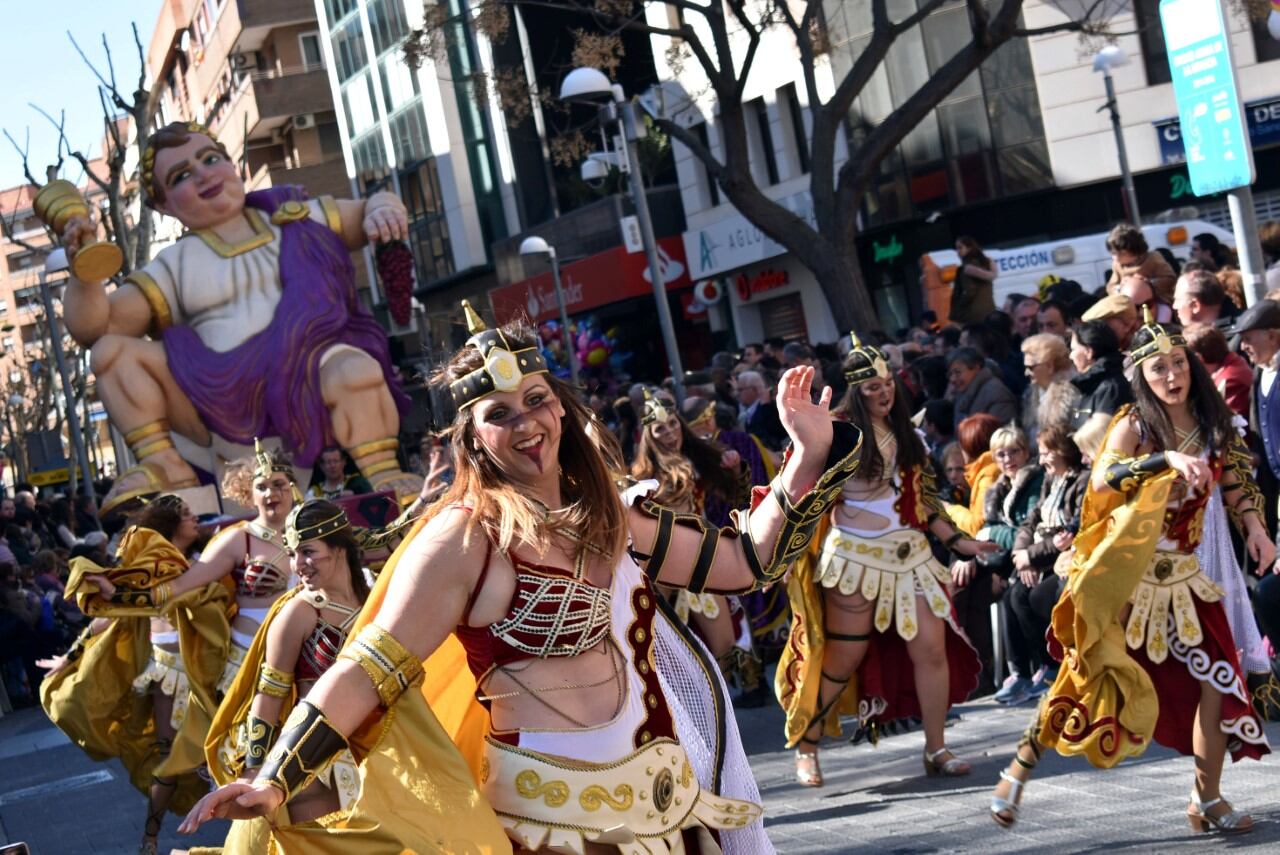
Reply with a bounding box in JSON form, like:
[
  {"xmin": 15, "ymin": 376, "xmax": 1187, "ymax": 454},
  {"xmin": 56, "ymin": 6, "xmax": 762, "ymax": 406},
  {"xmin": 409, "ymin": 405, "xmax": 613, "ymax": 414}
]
[{"xmin": 683, "ymin": 191, "xmax": 816, "ymax": 279}]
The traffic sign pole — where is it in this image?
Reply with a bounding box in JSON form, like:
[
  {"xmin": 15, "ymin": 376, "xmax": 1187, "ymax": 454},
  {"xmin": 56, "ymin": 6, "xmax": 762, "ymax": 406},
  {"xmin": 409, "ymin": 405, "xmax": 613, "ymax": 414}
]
[
  {"xmin": 1229, "ymin": 188, "xmax": 1269, "ymax": 305},
  {"xmin": 1160, "ymin": 0, "xmax": 1266, "ymax": 303}
]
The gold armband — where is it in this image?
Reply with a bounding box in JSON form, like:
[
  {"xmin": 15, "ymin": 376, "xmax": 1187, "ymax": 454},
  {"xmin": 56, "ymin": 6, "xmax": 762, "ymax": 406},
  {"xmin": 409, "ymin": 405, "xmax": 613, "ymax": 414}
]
[
  {"xmin": 339, "ymin": 624, "xmax": 424, "ymax": 708},
  {"xmin": 257, "ymin": 663, "xmax": 295, "ymax": 699}
]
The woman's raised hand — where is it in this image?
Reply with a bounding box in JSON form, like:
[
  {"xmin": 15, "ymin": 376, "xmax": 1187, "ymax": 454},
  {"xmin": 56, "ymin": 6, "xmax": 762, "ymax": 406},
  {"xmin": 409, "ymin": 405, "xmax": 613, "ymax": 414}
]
[
  {"xmin": 178, "ymin": 781, "xmax": 285, "ymax": 833},
  {"xmin": 776, "ymin": 366, "xmax": 832, "ymax": 467}
]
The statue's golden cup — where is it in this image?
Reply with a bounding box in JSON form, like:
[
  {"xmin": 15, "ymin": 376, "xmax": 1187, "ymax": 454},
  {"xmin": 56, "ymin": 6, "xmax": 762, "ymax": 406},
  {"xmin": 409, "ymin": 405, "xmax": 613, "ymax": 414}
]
[{"xmin": 33, "ymin": 179, "xmax": 124, "ymax": 282}]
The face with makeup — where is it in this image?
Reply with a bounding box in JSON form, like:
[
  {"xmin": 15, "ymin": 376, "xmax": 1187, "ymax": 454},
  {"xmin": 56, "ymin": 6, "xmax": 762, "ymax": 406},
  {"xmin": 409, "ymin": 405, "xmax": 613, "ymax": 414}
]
[
  {"xmin": 649, "ymin": 402, "xmax": 683, "ymax": 453},
  {"xmin": 470, "ymin": 375, "xmax": 566, "ymax": 480},
  {"xmin": 151, "ymin": 133, "xmax": 246, "ymax": 230},
  {"xmin": 253, "ymin": 470, "xmax": 294, "ymax": 522},
  {"xmin": 290, "ymin": 538, "xmax": 345, "ymax": 592}
]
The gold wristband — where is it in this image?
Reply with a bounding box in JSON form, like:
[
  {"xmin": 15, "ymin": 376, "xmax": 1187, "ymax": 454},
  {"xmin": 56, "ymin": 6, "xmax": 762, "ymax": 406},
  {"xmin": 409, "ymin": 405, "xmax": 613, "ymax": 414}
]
[{"xmin": 339, "ymin": 623, "xmax": 424, "ymax": 708}]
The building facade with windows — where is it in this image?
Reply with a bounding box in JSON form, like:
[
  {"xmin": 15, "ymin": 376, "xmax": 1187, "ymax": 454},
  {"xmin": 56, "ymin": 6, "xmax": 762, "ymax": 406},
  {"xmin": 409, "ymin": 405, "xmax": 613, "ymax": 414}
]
[{"xmin": 654, "ymin": 0, "xmax": 1280, "ymax": 342}]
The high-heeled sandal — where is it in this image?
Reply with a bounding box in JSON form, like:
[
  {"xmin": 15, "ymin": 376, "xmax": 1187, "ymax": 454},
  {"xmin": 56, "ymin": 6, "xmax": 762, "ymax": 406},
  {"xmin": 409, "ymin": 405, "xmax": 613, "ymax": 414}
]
[
  {"xmin": 990, "ymin": 771, "xmax": 1027, "ymax": 827},
  {"xmin": 923, "ymin": 746, "xmax": 970, "ymax": 777},
  {"xmin": 990, "ymin": 719, "xmax": 1041, "ymax": 827},
  {"xmin": 795, "ymin": 737, "xmax": 823, "ymax": 787},
  {"xmin": 1188, "ymin": 793, "xmax": 1254, "ymax": 834}
]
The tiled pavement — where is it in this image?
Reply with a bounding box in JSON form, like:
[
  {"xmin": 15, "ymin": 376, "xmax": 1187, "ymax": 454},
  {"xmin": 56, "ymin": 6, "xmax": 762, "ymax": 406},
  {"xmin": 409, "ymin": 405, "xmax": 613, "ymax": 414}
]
[{"xmin": 3, "ymin": 696, "xmax": 1279, "ymax": 854}]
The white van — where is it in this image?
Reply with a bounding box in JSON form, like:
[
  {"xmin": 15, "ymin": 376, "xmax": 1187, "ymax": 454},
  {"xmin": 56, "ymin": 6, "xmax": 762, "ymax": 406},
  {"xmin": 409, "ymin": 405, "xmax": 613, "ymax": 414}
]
[{"xmin": 919, "ymin": 220, "xmax": 1236, "ymax": 319}]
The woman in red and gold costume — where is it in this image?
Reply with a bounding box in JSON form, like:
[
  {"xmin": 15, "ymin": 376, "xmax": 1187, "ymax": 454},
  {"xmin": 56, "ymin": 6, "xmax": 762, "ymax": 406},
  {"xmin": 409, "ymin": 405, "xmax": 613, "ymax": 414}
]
[
  {"xmin": 630, "ymin": 388, "xmax": 769, "ymax": 705},
  {"xmin": 180, "ymin": 306, "xmax": 861, "ymax": 853},
  {"xmin": 110, "ymin": 441, "xmax": 297, "ymax": 692},
  {"xmin": 778, "ymin": 335, "xmax": 994, "ymax": 788},
  {"xmin": 42, "ymin": 495, "xmax": 230, "ymax": 855},
  {"xmin": 194, "ymin": 500, "xmax": 370, "ymax": 852},
  {"xmin": 989, "ymin": 309, "xmax": 1272, "ymax": 834}
]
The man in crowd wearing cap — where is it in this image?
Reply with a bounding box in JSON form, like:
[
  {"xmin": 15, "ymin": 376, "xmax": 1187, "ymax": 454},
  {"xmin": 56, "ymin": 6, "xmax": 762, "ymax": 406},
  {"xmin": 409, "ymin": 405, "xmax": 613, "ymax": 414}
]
[
  {"xmin": 1080, "ymin": 293, "xmax": 1140, "ymax": 349},
  {"xmin": 1237, "ymin": 300, "xmax": 1280, "ymax": 670},
  {"xmin": 1173, "ymin": 269, "xmax": 1231, "ymax": 331}
]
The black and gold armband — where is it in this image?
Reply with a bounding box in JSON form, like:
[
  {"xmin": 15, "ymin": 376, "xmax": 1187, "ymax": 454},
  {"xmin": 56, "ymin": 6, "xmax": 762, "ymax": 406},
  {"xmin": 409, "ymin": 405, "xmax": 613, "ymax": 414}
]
[
  {"xmin": 748, "ymin": 421, "xmax": 862, "ymax": 584},
  {"xmin": 243, "ymin": 714, "xmax": 278, "ymax": 769},
  {"xmin": 339, "ymin": 624, "xmax": 424, "ymax": 708},
  {"xmin": 1222, "ymin": 434, "xmax": 1265, "ymax": 523},
  {"xmin": 257, "ymin": 701, "xmax": 347, "ymax": 800},
  {"xmin": 257, "ymin": 663, "xmax": 295, "ymax": 699},
  {"xmin": 1102, "ymin": 452, "xmax": 1168, "ymax": 492},
  {"xmin": 64, "ymin": 626, "xmax": 94, "ymax": 664},
  {"xmin": 631, "ymin": 502, "xmax": 724, "ymax": 594},
  {"xmin": 633, "ymin": 422, "xmax": 862, "ymax": 593},
  {"xmin": 109, "ymin": 580, "xmax": 172, "ymax": 610}
]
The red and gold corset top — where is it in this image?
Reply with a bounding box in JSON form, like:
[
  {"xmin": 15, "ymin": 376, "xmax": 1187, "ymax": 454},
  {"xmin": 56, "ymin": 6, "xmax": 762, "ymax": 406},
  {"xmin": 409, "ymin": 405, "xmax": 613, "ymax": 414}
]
[
  {"xmin": 232, "ymin": 529, "xmax": 289, "ymax": 598},
  {"xmin": 296, "ymin": 600, "xmax": 360, "ymax": 683},
  {"xmin": 456, "ymin": 553, "xmax": 612, "ymax": 677}
]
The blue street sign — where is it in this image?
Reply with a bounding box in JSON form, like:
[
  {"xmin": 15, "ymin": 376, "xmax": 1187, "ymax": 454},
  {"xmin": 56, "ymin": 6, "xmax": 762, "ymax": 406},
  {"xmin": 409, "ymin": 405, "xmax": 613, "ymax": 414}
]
[{"xmin": 1159, "ymin": 0, "xmax": 1256, "ymax": 196}]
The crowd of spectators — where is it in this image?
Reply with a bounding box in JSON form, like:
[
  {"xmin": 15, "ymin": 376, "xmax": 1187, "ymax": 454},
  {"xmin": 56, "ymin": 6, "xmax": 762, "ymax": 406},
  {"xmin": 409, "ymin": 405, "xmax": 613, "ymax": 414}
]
[{"xmin": 0, "ymin": 484, "xmax": 114, "ymax": 708}]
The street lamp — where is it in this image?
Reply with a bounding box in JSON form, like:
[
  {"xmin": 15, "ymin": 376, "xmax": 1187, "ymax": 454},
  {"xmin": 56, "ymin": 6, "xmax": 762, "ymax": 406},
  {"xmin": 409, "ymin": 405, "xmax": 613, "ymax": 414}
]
[
  {"xmin": 39, "ymin": 248, "xmax": 93, "ymax": 498},
  {"xmin": 519, "ymin": 235, "xmax": 580, "ymax": 388},
  {"xmin": 1093, "ymin": 46, "xmax": 1141, "ymax": 224},
  {"xmin": 558, "ymin": 67, "xmax": 687, "ymax": 403}
]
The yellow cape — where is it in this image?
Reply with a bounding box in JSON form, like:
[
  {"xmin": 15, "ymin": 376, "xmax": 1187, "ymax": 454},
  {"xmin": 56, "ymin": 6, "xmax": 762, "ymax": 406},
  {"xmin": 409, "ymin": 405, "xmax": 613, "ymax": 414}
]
[
  {"xmin": 775, "ymin": 516, "xmax": 861, "ymax": 748},
  {"xmin": 235, "ymin": 516, "xmax": 509, "ymax": 853},
  {"xmin": 44, "ymin": 527, "xmax": 231, "ymax": 812},
  {"xmin": 1035, "ymin": 407, "xmax": 1165, "ymax": 768}
]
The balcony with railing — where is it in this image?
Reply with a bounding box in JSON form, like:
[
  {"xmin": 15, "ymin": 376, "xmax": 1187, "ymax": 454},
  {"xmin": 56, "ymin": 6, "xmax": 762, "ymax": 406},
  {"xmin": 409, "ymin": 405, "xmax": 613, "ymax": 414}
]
[
  {"xmin": 233, "ymin": 0, "xmax": 317, "ymax": 51},
  {"xmin": 214, "ymin": 63, "xmax": 333, "ymax": 158}
]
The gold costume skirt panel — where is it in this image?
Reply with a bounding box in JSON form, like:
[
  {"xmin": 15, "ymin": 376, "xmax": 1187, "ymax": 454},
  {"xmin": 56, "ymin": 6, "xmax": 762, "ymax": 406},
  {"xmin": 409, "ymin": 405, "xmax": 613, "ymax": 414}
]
[
  {"xmin": 481, "ymin": 736, "xmax": 759, "ymax": 855},
  {"xmin": 815, "ymin": 527, "xmax": 952, "ymax": 640}
]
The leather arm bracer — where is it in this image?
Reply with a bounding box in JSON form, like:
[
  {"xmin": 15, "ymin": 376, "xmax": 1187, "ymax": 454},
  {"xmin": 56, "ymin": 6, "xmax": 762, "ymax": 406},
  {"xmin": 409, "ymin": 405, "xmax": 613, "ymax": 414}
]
[
  {"xmin": 1221, "ymin": 434, "xmax": 1265, "ymax": 524},
  {"xmin": 632, "ymin": 422, "xmax": 862, "ymax": 593},
  {"xmin": 257, "ymin": 701, "xmax": 347, "ymax": 800},
  {"xmin": 243, "ymin": 714, "xmax": 278, "ymax": 770},
  {"xmin": 1101, "ymin": 451, "xmax": 1168, "ymax": 492}
]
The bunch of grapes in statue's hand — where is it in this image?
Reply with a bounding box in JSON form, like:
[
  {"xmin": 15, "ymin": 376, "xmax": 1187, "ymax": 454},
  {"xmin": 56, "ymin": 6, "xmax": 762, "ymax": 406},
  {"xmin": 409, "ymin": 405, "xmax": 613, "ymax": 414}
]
[{"xmin": 376, "ymin": 240, "xmax": 415, "ymax": 326}]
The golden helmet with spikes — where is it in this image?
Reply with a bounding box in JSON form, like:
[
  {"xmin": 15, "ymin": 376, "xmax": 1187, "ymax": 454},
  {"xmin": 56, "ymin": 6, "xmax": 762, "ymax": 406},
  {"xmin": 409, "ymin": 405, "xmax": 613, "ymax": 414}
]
[
  {"xmin": 251, "ymin": 437, "xmax": 295, "ymax": 483},
  {"xmin": 843, "ymin": 331, "xmax": 892, "ymax": 387},
  {"xmin": 641, "ymin": 387, "xmax": 673, "ymax": 427},
  {"xmin": 448, "ymin": 301, "xmax": 549, "ymax": 410},
  {"xmin": 1129, "ymin": 303, "xmax": 1186, "ymax": 367}
]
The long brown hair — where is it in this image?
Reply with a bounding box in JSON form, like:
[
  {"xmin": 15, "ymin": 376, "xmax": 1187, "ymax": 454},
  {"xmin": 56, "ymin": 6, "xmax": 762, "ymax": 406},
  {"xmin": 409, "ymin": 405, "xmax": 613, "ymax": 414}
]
[
  {"xmin": 833, "ymin": 373, "xmax": 926, "ymax": 480},
  {"xmin": 423, "ymin": 320, "xmax": 629, "ymax": 566},
  {"xmin": 630, "ymin": 394, "xmax": 737, "ymax": 509}
]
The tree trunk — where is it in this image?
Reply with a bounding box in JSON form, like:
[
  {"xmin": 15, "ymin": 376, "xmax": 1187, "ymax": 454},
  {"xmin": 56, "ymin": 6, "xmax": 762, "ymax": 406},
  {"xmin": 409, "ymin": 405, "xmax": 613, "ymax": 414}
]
[{"xmin": 799, "ymin": 242, "xmax": 879, "ymax": 337}]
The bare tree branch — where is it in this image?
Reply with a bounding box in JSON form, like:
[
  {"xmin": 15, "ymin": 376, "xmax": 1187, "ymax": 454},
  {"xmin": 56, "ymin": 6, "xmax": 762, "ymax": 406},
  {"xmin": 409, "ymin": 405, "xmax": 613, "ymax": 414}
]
[
  {"xmin": 2, "ymin": 128, "xmax": 40, "ymax": 186},
  {"xmin": 68, "ymin": 30, "xmax": 129, "ymax": 111}
]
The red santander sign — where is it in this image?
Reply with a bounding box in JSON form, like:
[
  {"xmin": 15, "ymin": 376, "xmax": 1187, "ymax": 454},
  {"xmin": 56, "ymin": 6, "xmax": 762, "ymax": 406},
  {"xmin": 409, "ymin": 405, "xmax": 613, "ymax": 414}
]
[
  {"xmin": 490, "ymin": 237, "xmax": 691, "ymax": 324},
  {"xmin": 736, "ymin": 268, "xmax": 788, "ymax": 302}
]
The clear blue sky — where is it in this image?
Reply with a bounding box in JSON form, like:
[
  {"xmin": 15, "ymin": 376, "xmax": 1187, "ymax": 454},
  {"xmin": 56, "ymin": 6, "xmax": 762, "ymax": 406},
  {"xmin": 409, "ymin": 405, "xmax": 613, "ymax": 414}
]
[{"xmin": 0, "ymin": 1, "xmax": 160, "ymax": 190}]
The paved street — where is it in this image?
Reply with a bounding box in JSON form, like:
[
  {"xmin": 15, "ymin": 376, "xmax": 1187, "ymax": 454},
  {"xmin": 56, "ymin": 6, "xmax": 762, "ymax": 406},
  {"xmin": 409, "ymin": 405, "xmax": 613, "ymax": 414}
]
[{"xmin": 3, "ymin": 696, "xmax": 1279, "ymax": 854}]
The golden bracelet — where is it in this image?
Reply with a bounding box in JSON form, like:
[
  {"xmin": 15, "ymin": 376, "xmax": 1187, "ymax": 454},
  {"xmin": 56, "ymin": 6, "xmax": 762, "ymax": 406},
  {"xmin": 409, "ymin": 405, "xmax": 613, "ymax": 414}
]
[
  {"xmin": 258, "ymin": 663, "xmax": 295, "ymax": 699},
  {"xmin": 339, "ymin": 623, "xmax": 424, "ymax": 708}
]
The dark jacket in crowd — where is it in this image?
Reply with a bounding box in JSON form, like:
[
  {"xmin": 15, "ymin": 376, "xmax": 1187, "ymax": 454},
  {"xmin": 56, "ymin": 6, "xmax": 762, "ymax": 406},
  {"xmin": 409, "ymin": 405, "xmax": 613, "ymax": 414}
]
[
  {"xmin": 1068, "ymin": 352, "xmax": 1133, "ymax": 432},
  {"xmin": 1013, "ymin": 468, "xmax": 1090, "ymax": 571},
  {"xmin": 952, "ymin": 367, "xmax": 1019, "ymax": 427},
  {"xmin": 743, "ymin": 400, "xmax": 787, "ymax": 452}
]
